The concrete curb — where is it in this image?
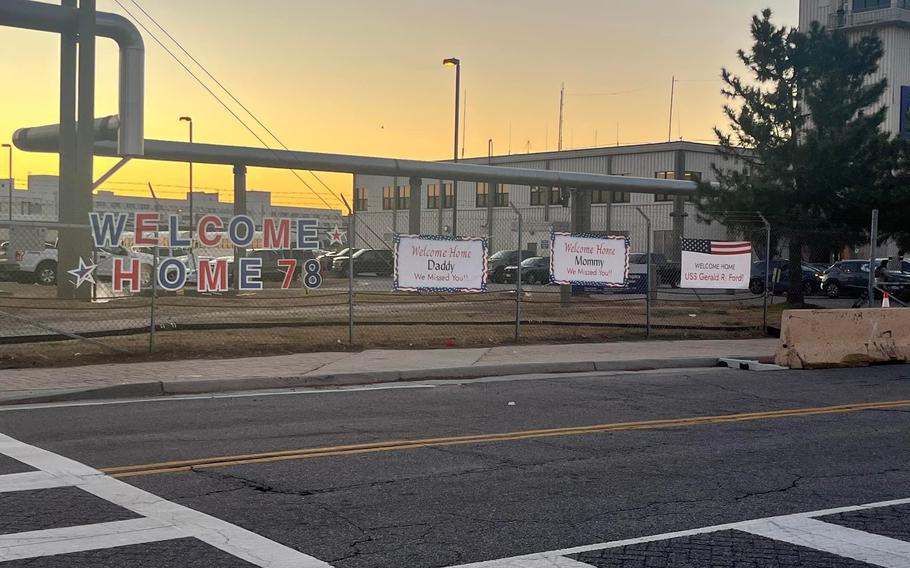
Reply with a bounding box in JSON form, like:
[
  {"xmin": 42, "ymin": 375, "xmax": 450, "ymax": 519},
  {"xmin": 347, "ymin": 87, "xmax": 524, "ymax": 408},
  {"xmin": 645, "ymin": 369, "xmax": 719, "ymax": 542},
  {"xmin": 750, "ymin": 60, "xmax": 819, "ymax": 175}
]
[{"xmin": 0, "ymin": 355, "xmax": 758, "ymax": 406}]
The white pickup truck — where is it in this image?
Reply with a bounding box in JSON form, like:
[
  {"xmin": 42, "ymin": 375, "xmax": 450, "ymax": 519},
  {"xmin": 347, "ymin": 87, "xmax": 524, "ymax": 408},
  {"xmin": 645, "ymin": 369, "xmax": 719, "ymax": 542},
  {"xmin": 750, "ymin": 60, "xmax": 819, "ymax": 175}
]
[{"xmin": 14, "ymin": 244, "xmax": 191, "ymax": 287}]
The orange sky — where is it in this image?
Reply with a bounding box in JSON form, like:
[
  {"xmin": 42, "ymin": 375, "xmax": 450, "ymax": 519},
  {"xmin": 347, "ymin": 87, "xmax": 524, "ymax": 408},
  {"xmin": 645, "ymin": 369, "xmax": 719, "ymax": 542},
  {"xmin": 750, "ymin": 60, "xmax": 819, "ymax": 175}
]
[{"xmin": 0, "ymin": 1, "xmax": 798, "ymax": 210}]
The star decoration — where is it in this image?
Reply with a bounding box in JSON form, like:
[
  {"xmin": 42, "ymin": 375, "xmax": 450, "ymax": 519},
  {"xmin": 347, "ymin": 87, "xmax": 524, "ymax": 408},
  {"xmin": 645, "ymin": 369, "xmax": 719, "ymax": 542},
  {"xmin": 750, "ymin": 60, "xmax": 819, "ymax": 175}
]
[
  {"xmin": 67, "ymin": 257, "xmax": 97, "ymax": 289},
  {"xmin": 327, "ymin": 226, "xmax": 347, "ymax": 246}
]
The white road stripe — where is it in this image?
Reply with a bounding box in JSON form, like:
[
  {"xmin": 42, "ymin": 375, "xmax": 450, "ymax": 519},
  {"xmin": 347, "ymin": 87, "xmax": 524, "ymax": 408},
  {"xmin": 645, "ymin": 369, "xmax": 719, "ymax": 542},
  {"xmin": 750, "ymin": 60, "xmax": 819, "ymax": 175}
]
[
  {"xmin": 0, "ymin": 433, "xmax": 335, "ymax": 567},
  {"xmin": 0, "ymin": 471, "xmax": 70, "ymax": 493},
  {"xmin": 444, "ymin": 496, "xmax": 910, "ymax": 568},
  {"xmin": 448, "ymin": 556, "xmax": 596, "ymax": 567},
  {"xmin": 0, "ymin": 383, "xmax": 438, "ymax": 412},
  {"xmin": 78, "ymin": 475, "xmax": 332, "ymax": 568},
  {"xmin": 741, "ymin": 516, "xmax": 910, "ymax": 568},
  {"xmin": 0, "ymin": 518, "xmax": 183, "ymax": 562}
]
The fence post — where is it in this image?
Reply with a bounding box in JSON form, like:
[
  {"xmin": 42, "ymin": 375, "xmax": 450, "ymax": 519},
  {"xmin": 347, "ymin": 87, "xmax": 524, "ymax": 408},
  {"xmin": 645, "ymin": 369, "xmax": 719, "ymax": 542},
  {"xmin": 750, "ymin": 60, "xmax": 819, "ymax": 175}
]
[
  {"xmin": 408, "ymin": 176, "xmax": 421, "ymax": 234},
  {"xmin": 149, "ymin": 244, "xmax": 158, "ymax": 354},
  {"xmin": 232, "ymin": 164, "xmax": 247, "ymax": 294},
  {"xmin": 341, "ymin": 193, "xmax": 355, "ymax": 346},
  {"xmin": 758, "ymin": 212, "xmax": 771, "ymax": 335},
  {"xmin": 868, "ymin": 209, "xmax": 878, "ymax": 308},
  {"xmin": 509, "ymin": 202, "xmax": 523, "ymax": 342},
  {"xmin": 635, "ymin": 208, "xmax": 652, "ymax": 338}
]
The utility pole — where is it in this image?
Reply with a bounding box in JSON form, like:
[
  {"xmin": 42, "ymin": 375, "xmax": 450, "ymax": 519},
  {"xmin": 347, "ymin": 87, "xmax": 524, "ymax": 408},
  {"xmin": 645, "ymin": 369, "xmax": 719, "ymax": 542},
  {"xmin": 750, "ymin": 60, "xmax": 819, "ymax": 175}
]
[
  {"xmin": 557, "ymin": 84, "xmax": 565, "ymax": 152},
  {"xmin": 668, "ymin": 76, "xmax": 676, "ymax": 143},
  {"xmin": 461, "ymin": 89, "xmax": 467, "ymax": 159}
]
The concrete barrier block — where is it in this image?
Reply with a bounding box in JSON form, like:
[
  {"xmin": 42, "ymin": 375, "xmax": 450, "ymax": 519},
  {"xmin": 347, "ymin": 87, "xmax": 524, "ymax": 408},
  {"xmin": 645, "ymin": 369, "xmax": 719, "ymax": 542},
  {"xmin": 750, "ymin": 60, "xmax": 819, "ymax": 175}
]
[{"xmin": 775, "ymin": 308, "xmax": 910, "ymax": 369}]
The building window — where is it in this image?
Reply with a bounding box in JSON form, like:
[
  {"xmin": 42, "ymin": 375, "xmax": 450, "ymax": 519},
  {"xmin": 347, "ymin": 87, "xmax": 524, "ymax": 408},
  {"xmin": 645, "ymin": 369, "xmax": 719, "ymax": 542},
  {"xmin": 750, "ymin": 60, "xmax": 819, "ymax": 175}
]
[
  {"xmin": 476, "ymin": 183, "xmax": 489, "ymax": 208},
  {"xmin": 612, "ymin": 191, "xmax": 631, "ymax": 204},
  {"xmin": 397, "ymin": 185, "xmax": 411, "ymax": 210},
  {"xmin": 530, "ymin": 186, "xmax": 562, "ymax": 206},
  {"xmin": 853, "ymin": 0, "xmax": 890, "ymax": 11},
  {"xmin": 442, "ymin": 183, "xmax": 454, "ymax": 208},
  {"xmin": 427, "ymin": 184, "xmax": 440, "ymax": 209},
  {"xmin": 382, "ymin": 186, "xmax": 394, "ymax": 210},
  {"xmin": 654, "ymin": 171, "xmax": 701, "ymax": 202},
  {"xmin": 591, "ymin": 190, "xmax": 610, "ymax": 204},
  {"xmin": 354, "ymin": 187, "xmax": 368, "ymax": 211},
  {"xmin": 551, "ymin": 187, "xmax": 566, "ymax": 206},
  {"xmin": 494, "ymin": 184, "xmax": 510, "ymax": 207}
]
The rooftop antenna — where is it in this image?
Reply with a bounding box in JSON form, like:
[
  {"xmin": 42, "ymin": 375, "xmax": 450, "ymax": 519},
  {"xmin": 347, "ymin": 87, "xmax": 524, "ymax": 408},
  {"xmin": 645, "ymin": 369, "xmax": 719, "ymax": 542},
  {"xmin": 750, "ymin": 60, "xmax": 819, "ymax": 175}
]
[
  {"xmin": 668, "ymin": 75, "xmax": 676, "ymax": 143},
  {"xmin": 557, "ymin": 83, "xmax": 565, "ymax": 151},
  {"xmin": 461, "ymin": 89, "xmax": 467, "ymax": 159}
]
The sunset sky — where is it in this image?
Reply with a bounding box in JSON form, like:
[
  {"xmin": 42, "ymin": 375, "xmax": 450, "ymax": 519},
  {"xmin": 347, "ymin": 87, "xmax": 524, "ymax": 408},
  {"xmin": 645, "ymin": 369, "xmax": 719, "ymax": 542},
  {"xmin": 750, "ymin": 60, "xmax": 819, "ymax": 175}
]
[{"xmin": 1, "ymin": 1, "xmax": 797, "ymax": 210}]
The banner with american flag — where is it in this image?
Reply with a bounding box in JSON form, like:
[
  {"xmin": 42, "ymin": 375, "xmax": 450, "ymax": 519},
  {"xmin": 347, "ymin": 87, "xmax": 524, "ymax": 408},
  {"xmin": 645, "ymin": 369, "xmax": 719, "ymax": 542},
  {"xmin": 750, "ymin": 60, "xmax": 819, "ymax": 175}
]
[{"xmin": 681, "ymin": 239, "xmax": 753, "ymax": 289}]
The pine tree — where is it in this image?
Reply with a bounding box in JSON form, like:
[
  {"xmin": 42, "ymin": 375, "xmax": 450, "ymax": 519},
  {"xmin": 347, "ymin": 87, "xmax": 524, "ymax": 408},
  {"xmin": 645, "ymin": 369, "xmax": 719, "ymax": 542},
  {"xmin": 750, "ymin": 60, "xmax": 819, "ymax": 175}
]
[{"xmin": 699, "ymin": 9, "xmax": 892, "ymax": 305}]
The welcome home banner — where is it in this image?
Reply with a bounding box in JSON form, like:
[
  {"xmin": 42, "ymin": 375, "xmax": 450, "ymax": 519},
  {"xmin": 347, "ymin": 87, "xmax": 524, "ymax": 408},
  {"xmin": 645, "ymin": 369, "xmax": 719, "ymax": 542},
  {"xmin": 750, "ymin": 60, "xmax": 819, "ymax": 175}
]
[
  {"xmin": 550, "ymin": 232, "xmax": 630, "ymax": 286},
  {"xmin": 394, "ymin": 235, "xmax": 488, "ymax": 292},
  {"xmin": 681, "ymin": 239, "xmax": 752, "ymax": 289}
]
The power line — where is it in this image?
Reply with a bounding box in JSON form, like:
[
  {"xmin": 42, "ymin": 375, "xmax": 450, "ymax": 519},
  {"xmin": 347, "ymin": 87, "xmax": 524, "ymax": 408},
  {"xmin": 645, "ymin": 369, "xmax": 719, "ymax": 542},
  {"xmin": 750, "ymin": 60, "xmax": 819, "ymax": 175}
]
[
  {"xmin": 111, "ymin": 0, "xmax": 339, "ymax": 209},
  {"xmin": 115, "ymin": 0, "xmax": 393, "ymax": 249},
  {"xmin": 126, "ymin": 0, "xmax": 346, "ymax": 208}
]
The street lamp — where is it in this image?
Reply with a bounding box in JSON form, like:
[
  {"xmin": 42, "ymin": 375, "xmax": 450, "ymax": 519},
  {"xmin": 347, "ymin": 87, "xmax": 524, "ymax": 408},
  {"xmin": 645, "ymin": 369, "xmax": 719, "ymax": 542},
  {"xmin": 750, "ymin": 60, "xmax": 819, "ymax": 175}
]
[
  {"xmin": 443, "ymin": 57, "xmax": 460, "ymax": 235},
  {"xmin": 1, "ymin": 143, "xmax": 11, "ymax": 221},
  {"xmin": 179, "ymin": 116, "xmax": 193, "ymax": 239}
]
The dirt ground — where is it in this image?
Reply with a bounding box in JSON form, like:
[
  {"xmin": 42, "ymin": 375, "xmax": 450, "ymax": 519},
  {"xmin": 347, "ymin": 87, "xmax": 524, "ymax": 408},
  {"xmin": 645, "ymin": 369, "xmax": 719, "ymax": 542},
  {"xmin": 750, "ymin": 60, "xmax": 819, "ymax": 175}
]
[{"xmin": 0, "ymin": 281, "xmax": 778, "ymax": 369}]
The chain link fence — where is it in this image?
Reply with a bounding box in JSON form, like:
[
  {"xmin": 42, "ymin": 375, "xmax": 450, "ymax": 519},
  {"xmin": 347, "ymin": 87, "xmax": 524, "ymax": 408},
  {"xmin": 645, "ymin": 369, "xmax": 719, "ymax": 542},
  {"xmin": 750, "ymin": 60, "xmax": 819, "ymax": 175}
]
[{"xmin": 0, "ymin": 189, "xmax": 787, "ymax": 367}]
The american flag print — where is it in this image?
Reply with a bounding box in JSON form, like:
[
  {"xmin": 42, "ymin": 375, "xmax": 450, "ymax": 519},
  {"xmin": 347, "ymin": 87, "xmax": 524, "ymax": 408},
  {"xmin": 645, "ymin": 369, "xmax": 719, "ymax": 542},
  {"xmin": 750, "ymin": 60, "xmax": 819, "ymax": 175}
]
[{"xmin": 682, "ymin": 239, "xmax": 752, "ymax": 256}]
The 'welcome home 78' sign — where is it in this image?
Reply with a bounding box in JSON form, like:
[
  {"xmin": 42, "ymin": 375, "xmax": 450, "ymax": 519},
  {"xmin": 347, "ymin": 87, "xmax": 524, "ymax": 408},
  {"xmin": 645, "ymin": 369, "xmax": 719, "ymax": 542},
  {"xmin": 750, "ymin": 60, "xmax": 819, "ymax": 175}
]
[{"xmin": 83, "ymin": 212, "xmax": 323, "ymax": 292}]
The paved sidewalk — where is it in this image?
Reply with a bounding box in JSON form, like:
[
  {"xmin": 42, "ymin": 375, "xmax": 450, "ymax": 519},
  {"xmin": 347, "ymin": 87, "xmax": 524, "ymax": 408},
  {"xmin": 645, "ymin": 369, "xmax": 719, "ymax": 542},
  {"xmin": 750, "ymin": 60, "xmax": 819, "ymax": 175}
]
[{"xmin": 0, "ymin": 338, "xmax": 779, "ymax": 404}]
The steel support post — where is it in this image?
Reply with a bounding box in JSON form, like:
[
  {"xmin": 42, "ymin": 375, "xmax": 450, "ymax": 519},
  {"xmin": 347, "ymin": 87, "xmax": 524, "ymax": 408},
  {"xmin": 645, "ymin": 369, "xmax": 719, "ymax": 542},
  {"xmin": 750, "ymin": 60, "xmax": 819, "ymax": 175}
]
[
  {"xmin": 55, "ymin": 0, "xmax": 79, "ymax": 299},
  {"xmin": 868, "ymin": 209, "xmax": 879, "ymax": 308},
  {"xmin": 232, "ymin": 164, "xmax": 247, "ymax": 293},
  {"xmin": 408, "ymin": 176, "xmax": 421, "ymax": 235}
]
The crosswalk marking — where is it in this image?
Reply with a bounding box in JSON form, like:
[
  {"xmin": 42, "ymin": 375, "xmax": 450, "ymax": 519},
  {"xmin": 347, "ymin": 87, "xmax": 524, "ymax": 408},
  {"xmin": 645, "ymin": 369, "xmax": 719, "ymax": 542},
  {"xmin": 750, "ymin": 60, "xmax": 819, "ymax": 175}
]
[
  {"xmin": 741, "ymin": 516, "xmax": 910, "ymax": 568},
  {"xmin": 0, "ymin": 519, "xmax": 184, "ymax": 562},
  {"xmin": 0, "ymin": 432, "xmax": 333, "ymax": 567},
  {"xmin": 0, "ymin": 470, "xmax": 70, "ymax": 493},
  {"xmin": 444, "ymin": 497, "xmax": 910, "ymax": 568}
]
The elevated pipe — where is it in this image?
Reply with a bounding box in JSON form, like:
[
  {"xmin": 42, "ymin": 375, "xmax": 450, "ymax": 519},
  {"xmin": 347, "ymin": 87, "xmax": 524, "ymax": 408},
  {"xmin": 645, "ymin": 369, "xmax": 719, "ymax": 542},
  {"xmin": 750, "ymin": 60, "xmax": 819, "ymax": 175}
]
[
  {"xmin": 0, "ymin": 0, "xmax": 144, "ymax": 156},
  {"xmin": 13, "ymin": 137, "xmax": 698, "ymax": 196}
]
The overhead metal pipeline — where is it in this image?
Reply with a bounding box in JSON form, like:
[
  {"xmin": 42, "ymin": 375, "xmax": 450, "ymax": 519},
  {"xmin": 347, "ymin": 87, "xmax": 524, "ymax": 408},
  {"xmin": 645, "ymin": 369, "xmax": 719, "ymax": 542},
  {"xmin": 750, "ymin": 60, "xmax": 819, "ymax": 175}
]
[
  {"xmin": 14, "ymin": 132, "xmax": 697, "ymax": 196},
  {"xmin": 0, "ymin": 0, "xmax": 144, "ymax": 156}
]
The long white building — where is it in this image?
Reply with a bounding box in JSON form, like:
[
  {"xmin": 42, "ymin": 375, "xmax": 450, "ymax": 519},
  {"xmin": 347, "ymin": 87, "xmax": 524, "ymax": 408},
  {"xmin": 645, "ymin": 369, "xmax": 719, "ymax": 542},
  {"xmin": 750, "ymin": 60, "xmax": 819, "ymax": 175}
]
[
  {"xmin": 352, "ymin": 141, "xmax": 735, "ymax": 256},
  {"xmin": 801, "ymin": 0, "xmax": 910, "ymax": 138},
  {"xmin": 1, "ymin": 175, "xmax": 343, "ymax": 234}
]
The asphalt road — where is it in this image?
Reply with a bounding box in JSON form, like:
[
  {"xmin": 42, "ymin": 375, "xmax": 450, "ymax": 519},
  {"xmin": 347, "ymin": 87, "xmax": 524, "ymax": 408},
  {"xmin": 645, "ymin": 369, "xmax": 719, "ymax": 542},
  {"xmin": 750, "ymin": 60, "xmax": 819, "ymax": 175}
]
[{"xmin": 1, "ymin": 365, "xmax": 910, "ymax": 567}]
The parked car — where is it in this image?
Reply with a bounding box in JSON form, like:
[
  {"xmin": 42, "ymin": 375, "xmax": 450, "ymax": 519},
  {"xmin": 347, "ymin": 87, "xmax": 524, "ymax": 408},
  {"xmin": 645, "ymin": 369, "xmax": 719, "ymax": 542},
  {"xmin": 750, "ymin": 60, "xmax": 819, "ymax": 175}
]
[
  {"xmin": 317, "ymin": 248, "xmax": 357, "ymax": 274},
  {"xmin": 628, "ymin": 253, "xmax": 680, "ymax": 287},
  {"xmin": 488, "ymin": 250, "xmax": 535, "ymax": 283},
  {"xmin": 332, "ymin": 249, "xmax": 393, "ymax": 277},
  {"xmin": 749, "ymin": 260, "xmax": 822, "ymax": 296},
  {"xmin": 819, "ymin": 260, "xmax": 871, "ymax": 298},
  {"xmin": 243, "ymin": 249, "xmax": 317, "ymax": 281},
  {"xmin": 502, "ymin": 256, "xmax": 551, "ymax": 285},
  {"xmin": 13, "ymin": 242, "xmax": 60, "ymax": 285},
  {"xmin": 0, "ymin": 241, "xmax": 16, "ymax": 281}
]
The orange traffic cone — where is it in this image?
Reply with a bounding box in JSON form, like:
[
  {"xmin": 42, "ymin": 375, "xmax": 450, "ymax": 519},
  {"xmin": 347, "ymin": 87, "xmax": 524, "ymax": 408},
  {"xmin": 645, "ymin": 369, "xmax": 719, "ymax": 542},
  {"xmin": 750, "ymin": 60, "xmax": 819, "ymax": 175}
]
[{"xmin": 882, "ymin": 291, "xmax": 891, "ymax": 308}]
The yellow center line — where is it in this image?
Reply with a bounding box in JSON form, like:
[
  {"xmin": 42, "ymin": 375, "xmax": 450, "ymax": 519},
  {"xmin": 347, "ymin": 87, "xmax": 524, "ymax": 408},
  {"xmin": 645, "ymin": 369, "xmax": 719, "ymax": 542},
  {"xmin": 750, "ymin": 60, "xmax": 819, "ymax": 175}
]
[{"xmin": 101, "ymin": 399, "xmax": 910, "ymax": 478}]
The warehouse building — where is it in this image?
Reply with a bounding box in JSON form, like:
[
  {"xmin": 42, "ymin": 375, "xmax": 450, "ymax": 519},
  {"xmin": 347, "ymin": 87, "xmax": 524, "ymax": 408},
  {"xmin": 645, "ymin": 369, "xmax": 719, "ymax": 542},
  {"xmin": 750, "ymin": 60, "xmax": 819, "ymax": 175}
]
[{"xmin": 352, "ymin": 141, "xmax": 735, "ymax": 256}]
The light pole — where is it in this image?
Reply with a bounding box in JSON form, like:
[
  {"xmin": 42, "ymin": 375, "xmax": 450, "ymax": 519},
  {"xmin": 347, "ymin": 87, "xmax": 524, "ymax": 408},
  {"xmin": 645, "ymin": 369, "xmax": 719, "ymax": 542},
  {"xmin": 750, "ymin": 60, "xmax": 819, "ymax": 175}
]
[
  {"xmin": 179, "ymin": 116, "xmax": 193, "ymax": 239},
  {"xmin": 2, "ymin": 143, "xmax": 11, "ymax": 221},
  {"xmin": 443, "ymin": 57, "xmax": 460, "ymax": 235}
]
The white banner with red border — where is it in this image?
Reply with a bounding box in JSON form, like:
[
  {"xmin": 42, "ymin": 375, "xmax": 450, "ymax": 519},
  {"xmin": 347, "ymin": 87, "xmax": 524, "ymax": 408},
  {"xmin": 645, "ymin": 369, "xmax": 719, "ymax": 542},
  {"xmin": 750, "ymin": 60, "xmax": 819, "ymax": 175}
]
[
  {"xmin": 681, "ymin": 239, "xmax": 752, "ymax": 289},
  {"xmin": 550, "ymin": 232, "xmax": 630, "ymax": 286}
]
